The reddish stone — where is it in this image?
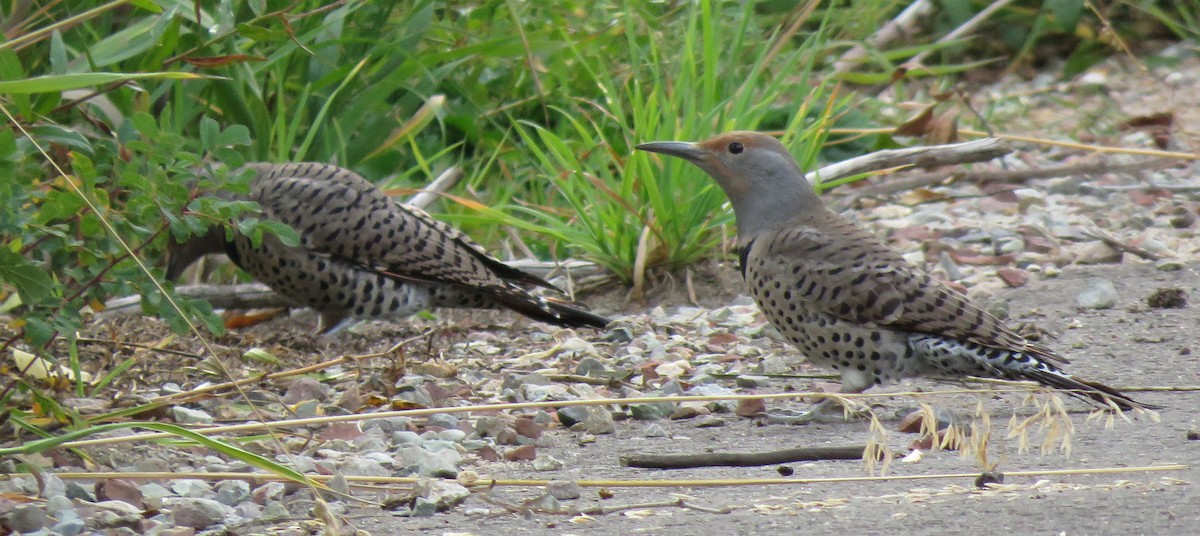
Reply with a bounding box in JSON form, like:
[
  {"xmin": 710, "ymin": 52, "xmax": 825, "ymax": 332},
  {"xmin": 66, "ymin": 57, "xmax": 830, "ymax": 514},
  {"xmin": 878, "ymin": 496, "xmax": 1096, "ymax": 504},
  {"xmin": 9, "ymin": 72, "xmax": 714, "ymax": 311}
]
[{"xmin": 504, "ymin": 444, "xmax": 537, "ymax": 462}]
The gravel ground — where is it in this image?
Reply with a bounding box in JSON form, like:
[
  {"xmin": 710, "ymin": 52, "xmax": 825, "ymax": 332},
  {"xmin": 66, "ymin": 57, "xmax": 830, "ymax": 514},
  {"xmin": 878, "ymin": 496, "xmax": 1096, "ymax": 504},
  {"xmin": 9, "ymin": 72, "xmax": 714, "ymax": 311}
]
[{"xmin": 3, "ymin": 44, "xmax": 1200, "ymax": 536}]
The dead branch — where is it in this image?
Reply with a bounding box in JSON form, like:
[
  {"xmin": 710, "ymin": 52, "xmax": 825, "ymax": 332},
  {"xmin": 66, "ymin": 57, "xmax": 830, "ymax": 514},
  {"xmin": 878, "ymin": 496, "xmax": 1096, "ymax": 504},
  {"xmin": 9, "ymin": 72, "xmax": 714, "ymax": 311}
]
[
  {"xmin": 100, "ymin": 283, "xmax": 288, "ymax": 318},
  {"xmin": 620, "ymin": 445, "xmax": 867, "ymax": 469},
  {"xmin": 848, "ymin": 157, "xmax": 1177, "ymax": 199},
  {"xmin": 404, "ymin": 166, "xmax": 464, "ymax": 210},
  {"xmin": 833, "ymin": 1, "xmax": 934, "ymax": 74},
  {"xmin": 1082, "ymin": 226, "xmax": 1167, "ymax": 261},
  {"xmin": 910, "ymin": 0, "xmax": 1017, "ymax": 65},
  {"xmin": 576, "ymin": 498, "xmax": 731, "ymax": 516},
  {"xmin": 810, "ymin": 138, "xmax": 1011, "ymax": 187}
]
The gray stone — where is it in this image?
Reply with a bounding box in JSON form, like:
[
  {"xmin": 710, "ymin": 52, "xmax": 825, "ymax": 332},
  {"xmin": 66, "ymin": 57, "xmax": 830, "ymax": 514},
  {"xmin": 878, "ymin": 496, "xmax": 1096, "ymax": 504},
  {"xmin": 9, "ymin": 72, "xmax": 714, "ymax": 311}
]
[
  {"xmin": 339, "ymin": 457, "xmax": 390, "ymax": 478},
  {"xmin": 528, "ymin": 494, "xmax": 561, "ymax": 512},
  {"xmin": 170, "ymin": 479, "xmax": 213, "ymax": 498},
  {"xmin": 5, "ymin": 505, "xmax": 49, "ymax": 533},
  {"xmin": 629, "ymin": 401, "xmax": 676, "ymax": 421},
  {"xmin": 363, "ymin": 416, "xmax": 412, "ymax": 435},
  {"xmin": 44, "ymin": 494, "xmax": 74, "ymax": 515},
  {"xmin": 574, "ymin": 357, "xmax": 611, "ymax": 376},
  {"xmin": 425, "ymin": 480, "xmax": 470, "ymax": 512},
  {"xmin": 396, "ymin": 384, "xmax": 433, "ymax": 407},
  {"xmin": 546, "ymin": 480, "xmax": 582, "ymax": 500},
  {"xmin": 531, "ymin": 455, "xmax": 564, "ymax": 471},
  {"xmin": 261, "ymin": 500, "xmax": 289, "ymax": 520},
  {"xmin": 51, "ymin": 517, "xmax": 86, "ymax": 536},
  {"xmin": 170, "ymin": 406, "xmax": 213, "ymax": 425},
  {"xmin": 282, "ymin": 377, "xmax": 328, "ymax": 404},
  {"xmin": 170, "ymin": 498, "xmax": 229, "ymax": 530},
  {"xmin": 399, "ymin": 445, "xmax": 462, "ymax": 478},
  {"xmin": 65, "ymin": 482, "xmax": 94, "ymax": 501},
  {"xmin": 1076, "ymin": 279, "xmax": 1120, "ymax": 309},
  {"xmin": 233, "ymin": 501, "xmax": 263, "ymax": 519},
  {"xmin": 1075, "ymin": 242, "xmax": 1123, "ymax": 264},
  {"xmin": 758, "ymin": 354, "xmax": 790, "ymax": 375},
  {"xmin": 393, "ymin": 430, "xmax": 424, "ymax": 446},
  {"xmin": 436, "ymin": 429, "xmax": 467, "ymax": 443},
  {"xmin": 410, "ymin": 497, "xmax": 438, "ymax": 517},
  {"xmin": 251, "ymin": 482, "xmax": 286, "ymax": 505},
  {"xmin": 426, "ymin": 412, "xmax": 459, "ymax": 429},
  {"xmin": 556, "ymin": 406, "xmax": 590, "ymax": 427},
  {"xmin": 422, "ymin": 439, "xmax": 459, "ymax": 453},
  {"xmin": 643, "ymin": 423, "xmax": 669, "ymax": 438},
  {"xmin": 520, "ymin": 383, "xmax": 570, "ymax": 402},
  {"xmin": 581, "ymin": 407, "xmax": 616, "ymax": 434},
  {"xmin": 214, "ymin": 480, "xmax": 250, "ymax": 506}
]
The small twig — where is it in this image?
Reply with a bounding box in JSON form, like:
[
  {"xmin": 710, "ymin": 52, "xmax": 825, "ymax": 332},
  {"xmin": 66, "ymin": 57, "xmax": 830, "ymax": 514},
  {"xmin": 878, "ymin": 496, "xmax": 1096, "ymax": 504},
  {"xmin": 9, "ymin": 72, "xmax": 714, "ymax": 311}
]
[
  {"xmin": 576, "ymin": 498, "xmax": 731, "ymax": 516},
  {"xmin": 1084, "ymin": 184, "xmax": 1200, "ymax": 193},
  {"xmin": 809, "ymin": 138, "xmax": 1011, "ymax": 187},
  {"xmin": 16, "ymin": 464, "xmax": 1187, "ymax": 489},
  {"xmin": 910, "ymin": 0, "xmax": 1016, "ymax": 65},
  {"xmin": 1112, "ymin": 385, "xmax": 1200, "ymax": 392},
  {"xmin": 709, "ymin": 372, "xmax": 840, "ymax": 381},
  {"xmin": 100, "ymin": 283, "xmax": 289, "ymax": 318},
  {"xmin": 833, "ymin": 0, "xmax": 934, "ymax": 74},
  {"xmin": 543, "ymin": 373, "xmax": 626, "ymax": 387},
  {"xmin": 1082, "ymin": 226, "xmax": 1165, "ymax": 261},
  {"xmin": 848, "ymin": 157, "xmax": 1177, "ymax": 199},
  {"xmin": 76, "ymin": 337, "xmax": 204, "ymax": 359},
  {"xmin": 404, "ymin": 166, "xmax": 464, "ymax": 210},
  {"xmin": 621, "ymin": 445, "xmax": 867, "ymax": 469}
]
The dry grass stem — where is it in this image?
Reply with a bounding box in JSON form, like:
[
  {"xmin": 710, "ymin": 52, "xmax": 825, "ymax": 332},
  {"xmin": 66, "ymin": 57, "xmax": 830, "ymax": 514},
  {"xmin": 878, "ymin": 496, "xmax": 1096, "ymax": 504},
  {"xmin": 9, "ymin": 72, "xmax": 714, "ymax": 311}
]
[{"xmin": 10, "ymin": 464, "xmax": 1185, "ymax": 489}]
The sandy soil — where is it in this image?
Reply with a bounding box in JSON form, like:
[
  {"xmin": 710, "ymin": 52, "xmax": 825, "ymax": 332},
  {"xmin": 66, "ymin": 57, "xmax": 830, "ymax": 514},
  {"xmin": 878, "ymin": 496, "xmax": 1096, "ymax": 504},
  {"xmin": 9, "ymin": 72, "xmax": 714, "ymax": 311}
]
[{"xmin": 343, "ymin": 261, "xmax": 1199, "ymax": 536}]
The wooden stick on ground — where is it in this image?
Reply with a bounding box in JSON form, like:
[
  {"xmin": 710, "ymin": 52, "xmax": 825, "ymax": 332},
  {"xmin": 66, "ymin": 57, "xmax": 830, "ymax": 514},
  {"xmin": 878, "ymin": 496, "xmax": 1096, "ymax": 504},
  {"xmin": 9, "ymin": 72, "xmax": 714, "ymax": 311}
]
[
  {"xmin": 620, "ymin": 445, "xmax": 867, "ymax": 470},
  {"xmin": 809, "ymin": 138, "xmax": 1012, "ymax": 187}
]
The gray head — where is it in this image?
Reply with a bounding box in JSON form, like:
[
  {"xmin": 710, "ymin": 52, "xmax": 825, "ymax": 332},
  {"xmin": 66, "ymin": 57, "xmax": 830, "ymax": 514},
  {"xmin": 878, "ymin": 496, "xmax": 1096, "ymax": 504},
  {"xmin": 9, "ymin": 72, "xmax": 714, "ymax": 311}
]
[{"xmin": 636, "ymin": 131, "xmax": 824, "ymax": 238}]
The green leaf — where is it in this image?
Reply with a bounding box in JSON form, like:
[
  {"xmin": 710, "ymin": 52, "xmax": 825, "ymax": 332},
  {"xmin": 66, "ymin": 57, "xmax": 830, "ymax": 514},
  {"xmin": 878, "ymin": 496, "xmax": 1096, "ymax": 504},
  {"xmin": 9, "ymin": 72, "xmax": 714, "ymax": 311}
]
[
  {"xmin": 1045, "ymin": 0, "xmax": 1083, "ymax": 32},
  {"xmin": 125, "ymin": 0, "xmax": 164, "ymax": 13},
  {"xmin": 236, "ymin": 23, "xmax": 289, "ymax": 42},
  {"xmin": 0, "ymin": 247, "xmax": 54, "ymax": 307},
  {"xmin": 36, "ymin": 190, "xmax": 87, "ymax": 224},
  {"xmin": 0, "ymin": 72, "xmax": 216, "ymax": 95},
  {"xmin": 199, "ymin": 116, "xmax": 219, "ymax": 151},
  {"xmin": 255, "ymin": 221, "xmax": 301, "ymax": 247},
  {"xmin": 217, "ymin": 124, "xmax": 252, "ymax": 147}
]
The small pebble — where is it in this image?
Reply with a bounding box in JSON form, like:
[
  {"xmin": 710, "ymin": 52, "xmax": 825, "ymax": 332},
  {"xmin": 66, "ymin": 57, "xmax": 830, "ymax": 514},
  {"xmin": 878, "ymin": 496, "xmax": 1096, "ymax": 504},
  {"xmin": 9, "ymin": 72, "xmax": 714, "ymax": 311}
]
[
  {"xmin": 546, "ymin": 480, "xmax": 582, "ymax": 500},
  {"xmin": 532, "ymin": 455, "xmax": 565, "ymax": 471},
  {"xmin": 1076, "ymin": 279, "xmax": 1119, "ymax": 309},
  {"xmin": 643, "ymin": 423, "xmax": 669, "ymax": 438}
]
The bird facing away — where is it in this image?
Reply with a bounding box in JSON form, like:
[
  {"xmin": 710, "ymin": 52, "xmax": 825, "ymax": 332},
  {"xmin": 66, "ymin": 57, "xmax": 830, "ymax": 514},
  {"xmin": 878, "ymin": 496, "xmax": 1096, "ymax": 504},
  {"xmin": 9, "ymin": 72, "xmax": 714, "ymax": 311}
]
[
  {"xmin": 637, "ymin": 131, "xmax": 1156, "ymax": 415},
  {"xmin": 166, "ymin": 163, "xmax": 610, "ymax": 334}
]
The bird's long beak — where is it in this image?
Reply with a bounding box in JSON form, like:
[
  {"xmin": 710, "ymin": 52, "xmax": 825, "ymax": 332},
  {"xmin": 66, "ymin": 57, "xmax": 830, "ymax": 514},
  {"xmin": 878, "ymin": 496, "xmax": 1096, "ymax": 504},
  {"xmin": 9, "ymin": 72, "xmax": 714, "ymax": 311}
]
[{"xmin": 635, "ymin": 141, "xmax": 706, "ymax": 162}]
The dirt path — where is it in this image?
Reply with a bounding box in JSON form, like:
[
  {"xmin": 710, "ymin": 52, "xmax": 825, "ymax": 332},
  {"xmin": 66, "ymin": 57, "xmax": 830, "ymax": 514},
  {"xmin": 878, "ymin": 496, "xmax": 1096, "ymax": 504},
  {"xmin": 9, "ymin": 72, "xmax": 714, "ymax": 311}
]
[{"xmin": 351, "ymin": 262, "xmax": 1200, "ymax": 535}]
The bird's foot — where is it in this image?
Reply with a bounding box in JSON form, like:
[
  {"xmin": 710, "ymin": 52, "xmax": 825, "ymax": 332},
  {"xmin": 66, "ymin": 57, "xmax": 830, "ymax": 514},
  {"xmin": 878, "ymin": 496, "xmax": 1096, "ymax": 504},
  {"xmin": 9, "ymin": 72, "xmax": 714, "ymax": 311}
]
[{"xmin": 762, "ymin": 398, "xmax": 869, "ymax": 425}]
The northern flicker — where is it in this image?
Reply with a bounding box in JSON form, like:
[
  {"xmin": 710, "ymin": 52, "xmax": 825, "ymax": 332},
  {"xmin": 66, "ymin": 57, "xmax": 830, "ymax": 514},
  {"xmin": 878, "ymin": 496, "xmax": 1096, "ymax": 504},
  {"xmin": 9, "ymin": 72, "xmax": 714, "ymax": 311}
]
[
  {"xmin": 166, "ymin": 163, "xmax": 609, "ymax": 333},
  {"xmin": 637, "ymin": 132, "xmax": 1155, "ymax": 415}
]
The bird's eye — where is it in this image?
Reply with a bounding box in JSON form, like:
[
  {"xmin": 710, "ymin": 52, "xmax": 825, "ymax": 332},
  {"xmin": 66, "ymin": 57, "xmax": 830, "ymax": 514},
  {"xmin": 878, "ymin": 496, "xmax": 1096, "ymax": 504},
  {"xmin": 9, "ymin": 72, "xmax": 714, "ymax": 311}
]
[{"xmin": 728, "ymin": 142, "xmax": 744, "ymax": 155}]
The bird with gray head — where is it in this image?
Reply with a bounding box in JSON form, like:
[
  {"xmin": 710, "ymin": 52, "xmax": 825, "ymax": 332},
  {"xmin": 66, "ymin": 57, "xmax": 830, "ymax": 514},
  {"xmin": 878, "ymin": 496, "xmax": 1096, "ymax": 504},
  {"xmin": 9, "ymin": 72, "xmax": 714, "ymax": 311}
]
[
  {"xmin": 166, "ymin": 163, "xmax": 610, "ymax": 334},
  {"xmin": 637, "ymin": 131, "xmax": 1156, "ymax": 419}
]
